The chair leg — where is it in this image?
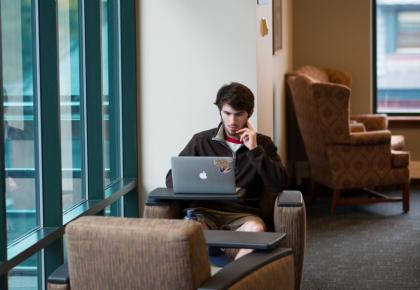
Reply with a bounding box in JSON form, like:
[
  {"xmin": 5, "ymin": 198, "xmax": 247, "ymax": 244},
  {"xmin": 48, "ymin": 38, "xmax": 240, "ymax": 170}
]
[
  {"xmin": 331, "ymin": 189, "xmax": 341, "ymax": 214},
  {"xmin": 309, "ymin": 177, "xmax": 318, "ymax": 204},
  {"xmin": 401, "ymin": 183, "xmax": 410, "ymax": 213}
]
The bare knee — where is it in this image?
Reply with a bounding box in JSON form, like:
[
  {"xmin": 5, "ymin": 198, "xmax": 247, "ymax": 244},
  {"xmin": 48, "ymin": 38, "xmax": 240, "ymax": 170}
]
[{"xmin": 237, "ymin": 220, "xmax": 265, "ymax": 233}]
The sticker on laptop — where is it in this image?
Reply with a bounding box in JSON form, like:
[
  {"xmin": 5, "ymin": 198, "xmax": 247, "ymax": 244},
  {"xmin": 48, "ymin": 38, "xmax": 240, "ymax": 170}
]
[{"xmin": 214, "ymin": 159, "xmax": 232, "ymax": 174}]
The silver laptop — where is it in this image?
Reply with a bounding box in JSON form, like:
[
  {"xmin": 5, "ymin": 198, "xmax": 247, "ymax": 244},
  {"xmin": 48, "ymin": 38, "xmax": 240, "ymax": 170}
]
[{"xmin": 171, "ymin": 156, "xmax": 238, "ymax": 194}]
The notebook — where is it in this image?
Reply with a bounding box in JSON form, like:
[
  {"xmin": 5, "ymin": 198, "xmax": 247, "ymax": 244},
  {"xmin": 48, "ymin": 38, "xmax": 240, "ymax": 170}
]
[{"xmin": 171, "ymin": 156, "xmax": 239, "ymax": 194}]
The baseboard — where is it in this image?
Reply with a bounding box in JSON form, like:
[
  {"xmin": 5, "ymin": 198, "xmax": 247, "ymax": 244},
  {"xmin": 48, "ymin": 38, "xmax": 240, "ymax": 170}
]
[{"xmin": 411, "ymin": 161, "xmax": 420, "ymax": 179}]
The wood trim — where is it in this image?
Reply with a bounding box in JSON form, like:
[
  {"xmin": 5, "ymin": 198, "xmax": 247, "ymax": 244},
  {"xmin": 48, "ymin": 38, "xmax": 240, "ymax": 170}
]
[
  {"xmin": 411, "ymin": 161, "xmax": 420, "ymax": 179},
  {"xmin": 388, "ymin": 116, "xmax": 420, "ymax": 128}
]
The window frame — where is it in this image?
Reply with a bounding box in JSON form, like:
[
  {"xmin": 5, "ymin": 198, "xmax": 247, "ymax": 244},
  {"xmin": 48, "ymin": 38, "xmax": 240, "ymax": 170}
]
[{"xmin": 0, "ymin": 0, "xmax": 138, "ymax": 288}]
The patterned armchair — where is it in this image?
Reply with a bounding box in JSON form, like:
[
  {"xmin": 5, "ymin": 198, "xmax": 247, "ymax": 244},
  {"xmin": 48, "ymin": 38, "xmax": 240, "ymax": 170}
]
[
  {"xmin": 48, "ymin": 216, "xmax": 295, "ymax": 290},
  {"xmin": 287, "ymin": 69, "xmax": 410, "ymax": 214},
  {"xmin": 292, "ymin": 65, "xmax": 405, "ymax": 150}
]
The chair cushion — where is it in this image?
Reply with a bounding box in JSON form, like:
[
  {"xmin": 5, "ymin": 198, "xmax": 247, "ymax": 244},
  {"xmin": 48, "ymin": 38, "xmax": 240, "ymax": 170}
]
[
  {"xmin": 391, "ymin": 135, "xmax": 405, "ymax": 150},
  {"xmin": 391, "ymin": 150, "xmax": 410, "ymax": 168},
  {"xmin": 350, "ymin": 121, "xmax": 366, "ymax": 133}
]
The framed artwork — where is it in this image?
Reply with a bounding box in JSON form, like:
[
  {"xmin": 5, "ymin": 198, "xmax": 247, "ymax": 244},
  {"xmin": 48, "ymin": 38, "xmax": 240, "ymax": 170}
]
[{"xmin": 272, "ymin": 0, "xmax": 282, "ymax": 53}]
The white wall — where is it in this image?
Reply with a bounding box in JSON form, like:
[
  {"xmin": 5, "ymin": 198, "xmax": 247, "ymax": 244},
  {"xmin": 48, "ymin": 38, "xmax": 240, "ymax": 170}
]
[{"xmin": 139, "ymin": 0, "xmax": 257, "ymax": 194}]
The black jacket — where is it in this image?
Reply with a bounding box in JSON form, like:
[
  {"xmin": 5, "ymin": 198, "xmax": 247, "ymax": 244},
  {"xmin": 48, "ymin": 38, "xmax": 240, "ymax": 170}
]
[{"xmin": 166, "ymin": 124, "xmax": 288, "ymax": 212}]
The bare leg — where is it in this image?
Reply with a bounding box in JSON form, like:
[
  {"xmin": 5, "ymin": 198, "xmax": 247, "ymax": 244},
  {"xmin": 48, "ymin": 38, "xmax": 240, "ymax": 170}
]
[{"xmin": 234, "ymin": 220, "xmax": 265, "ymax": 260}]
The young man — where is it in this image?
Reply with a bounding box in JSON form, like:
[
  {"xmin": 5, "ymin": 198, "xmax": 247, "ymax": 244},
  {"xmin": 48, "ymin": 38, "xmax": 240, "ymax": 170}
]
[{"xmin": 166, "ymin": 82, "xmax": 288, "ymax": 260}]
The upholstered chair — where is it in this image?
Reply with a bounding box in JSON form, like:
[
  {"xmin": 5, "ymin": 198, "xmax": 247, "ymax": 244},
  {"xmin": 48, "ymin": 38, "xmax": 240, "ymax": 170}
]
[
  {"xmin": 293, "ymin": 65, "xmax": 405, "ymax": 150},
  {"xmin": 48, "ymin": 216, "xmax": 295, "ymax": 290},
  {"xmin": 287, "ymin": 71, "xmax": 410, "ymax": 214},
  {"xmin": 144, "ymin": 190, "xmax": 306, "ymax": 290}
]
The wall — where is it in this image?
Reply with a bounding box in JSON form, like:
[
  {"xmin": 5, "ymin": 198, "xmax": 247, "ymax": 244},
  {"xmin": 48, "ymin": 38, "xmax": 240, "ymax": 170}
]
[
  {"xmin": 138, "ymin": 0, "xmax": 257, "ymax": 194},
  {"xmin": 138, "ymin": 0, "xmax": 295, "ymax": 199},
  {"xmin": 293, "ymin": 0, "xmax": 371, "ymax": 114}
]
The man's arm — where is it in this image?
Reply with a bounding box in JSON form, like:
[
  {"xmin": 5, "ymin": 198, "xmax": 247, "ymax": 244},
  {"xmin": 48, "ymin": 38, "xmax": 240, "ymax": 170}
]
[{"xmin": 246, "ymin": 138, "xmax": 288, "ymax": 193}]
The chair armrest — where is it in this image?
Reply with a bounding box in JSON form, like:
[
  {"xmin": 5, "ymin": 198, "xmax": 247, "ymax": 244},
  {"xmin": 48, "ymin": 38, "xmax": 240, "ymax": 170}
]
[
  {"xmin": 198, "ymin": 247, "xmax": 294, "ymax": 290},
  {"xmin": 276, "ymin": 190, "xmax": 304, "ymax": 207},
  {"xmin": 350, "ymin": 122, "xmax": 366, "ymax": 133},
  {"xmin": 351, "ymin": 114, "xmax": 388, "ymax": 131},
  {"xmin": 204, "ymin": 230, "xmax": 285, "ymax": 250},
  {"xmin": 348, "ymin": 130, "xmax": 391, "ymax": 145},
  {"xmin": 274, "ymin": 191, "xmax": 306, "ymax": 290},
  {"xmin": 48, "ymin": 263, "xmax": 70, "ymax": 290}
]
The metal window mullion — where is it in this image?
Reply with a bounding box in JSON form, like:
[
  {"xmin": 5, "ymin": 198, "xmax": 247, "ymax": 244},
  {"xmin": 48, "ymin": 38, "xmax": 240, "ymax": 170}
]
[
  {"xmin": 107, "ymin": 0, "xmax": 121, "ymax": 216},
  {"xmin": 38, "ymin": 0, "xmax": 63, "ymax": 284},
  {"xmin": 32, "ymin": 0, "xmax": 43, "ymax": 288},
  {"xmin": 84, "ymin": 0, "xmax": 104, "ymax": 201},
  {"xmin": 0, "ymin": 3, "xmax": 9, "ymax": 286},
  {"xmin": 120, "ymin": 0, "xmax": 138, "ymax": 217},
  {"xmin": 108, "ymin": 0, "xmax": 119, "ymax": 184},
  {"xmin": 373, "ymin": 0, "xmax": 378, "ymax": 113}
]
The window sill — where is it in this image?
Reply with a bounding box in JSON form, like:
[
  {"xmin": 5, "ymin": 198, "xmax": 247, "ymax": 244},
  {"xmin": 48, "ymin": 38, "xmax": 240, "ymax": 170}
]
[
  {"xmin": 388, "ymin": 116, "xmax": 420, "ymax": 127},
  {"xmin": 1, "ymin": 178, "xmax": 136, "ymax": 275}
]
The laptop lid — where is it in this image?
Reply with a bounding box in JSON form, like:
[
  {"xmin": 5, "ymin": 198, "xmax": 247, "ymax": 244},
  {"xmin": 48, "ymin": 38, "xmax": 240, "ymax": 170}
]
[{"xmin": 171, "ymin": 156, "xmax": 237, "ymax": 194}]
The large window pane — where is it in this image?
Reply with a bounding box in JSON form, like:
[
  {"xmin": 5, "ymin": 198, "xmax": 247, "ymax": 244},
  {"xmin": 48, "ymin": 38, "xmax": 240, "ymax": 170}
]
[
  {"xmin": 1, "ymin": 0, "xmax": 39, "ymax": 244},
  {"xmin": 102, "ymin": 0, "xmax": 120, "ymax": 187},
  {"xmin": 8, "ymin": 253, "xmax": 40, "ymax": 290},
  {"xmin": 376, "ymin": 1, "xmax": 420, "ymax": 113},
  {"xmin": 58, "ymin": 0, "xmax": 84, "ymax": 210}
]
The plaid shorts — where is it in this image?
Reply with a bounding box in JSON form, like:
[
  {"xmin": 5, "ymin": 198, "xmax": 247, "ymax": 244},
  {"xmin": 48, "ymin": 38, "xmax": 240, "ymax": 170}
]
[{"xmin": 184, "ymin": 207, "xmax": 265, "ymax": 231}]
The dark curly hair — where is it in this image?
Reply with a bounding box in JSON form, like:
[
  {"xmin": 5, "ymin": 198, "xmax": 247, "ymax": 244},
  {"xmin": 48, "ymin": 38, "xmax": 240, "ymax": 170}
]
[{"xmin": 214, "ymin": 82, "xmax": 254, "ymax": 116}]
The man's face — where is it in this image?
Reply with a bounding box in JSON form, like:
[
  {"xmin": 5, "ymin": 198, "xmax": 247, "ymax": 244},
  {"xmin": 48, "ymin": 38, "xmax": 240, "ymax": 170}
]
[{"xmin": 220, "ymin": 104, "xmax": 249, "ymax": 138}]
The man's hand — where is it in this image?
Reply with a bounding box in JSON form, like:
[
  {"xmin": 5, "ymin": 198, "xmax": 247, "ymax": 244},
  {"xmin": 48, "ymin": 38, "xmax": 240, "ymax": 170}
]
[{"xmin": 237, "ymin": 122, "xmax": 257, "ymax": 150}]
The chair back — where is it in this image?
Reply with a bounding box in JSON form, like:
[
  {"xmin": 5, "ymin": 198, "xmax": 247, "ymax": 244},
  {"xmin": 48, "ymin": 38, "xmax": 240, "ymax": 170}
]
[
  {"xmin": 295, "ymin": 65, "xmax": 352, "ymax": 87},
  {"xmin": 287, "ymin": 73, "xmax": 352, "ymax": 185},
  {"xmin": 66, "ymin": 216, "xmax": 210, "ymax": 290}
]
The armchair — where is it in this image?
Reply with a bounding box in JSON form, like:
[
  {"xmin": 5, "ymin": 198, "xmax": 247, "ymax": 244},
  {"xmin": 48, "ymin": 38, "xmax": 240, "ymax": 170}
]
[
  {"xmin": 287, "ymin": 71, "xmax": 410, "ymax": 214},
  {"xmin": 144, "ymin": 190, "xmax": 306, "ymax": 290},
  {"xmin": 48, "ymin": 216, "xmax": 295, "ymax": 290},
  {"xmin": 292, "ymin": 65, "xmax": 405, "ymax": 150}
]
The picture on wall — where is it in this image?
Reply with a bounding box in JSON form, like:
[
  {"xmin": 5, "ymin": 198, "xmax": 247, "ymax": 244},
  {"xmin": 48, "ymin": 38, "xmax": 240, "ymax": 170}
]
[{"xmin": 273, "ymin": 0, "xmax": 282, "ymax": 53}]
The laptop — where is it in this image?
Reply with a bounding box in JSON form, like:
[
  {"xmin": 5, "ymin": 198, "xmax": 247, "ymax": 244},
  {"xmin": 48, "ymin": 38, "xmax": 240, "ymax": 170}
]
[{"xmin": 171, "ymin": 156, "xmax": 240, "ymax": 194}]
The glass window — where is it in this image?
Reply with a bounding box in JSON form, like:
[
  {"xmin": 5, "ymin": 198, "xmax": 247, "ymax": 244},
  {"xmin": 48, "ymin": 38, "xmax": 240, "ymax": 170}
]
[
  {"xmin": 102, "ymin": 0, "xmax": 121, "ymax": 187},
  {"xmin": 105, "ymin": 197, "xmax": 123, "ymax": 216},
  {"xmin": 58, "ymin": 0, "xmax": 85, "ymax": 210},
  {"xmin": 1, "ymin": 0, "xmax": 39, "ymax": 244},
  {"xmin": 375, "ymin": 1, "xmax": 420, "ymax": 113},
  {"xmin": 8, "ymin": 253, "xmax": 40, "ymax": 290}
]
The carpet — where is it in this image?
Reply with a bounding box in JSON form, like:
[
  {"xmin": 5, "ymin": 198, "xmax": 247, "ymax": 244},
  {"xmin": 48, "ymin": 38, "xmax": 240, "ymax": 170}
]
[{"xmin": 302, "ymin": 185, "xmax": 420, "ymax": 290}]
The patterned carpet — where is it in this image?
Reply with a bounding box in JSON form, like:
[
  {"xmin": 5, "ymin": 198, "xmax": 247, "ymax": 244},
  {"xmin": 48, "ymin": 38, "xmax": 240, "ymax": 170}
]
[{"xmin": 302, "ymin": 185, "xmax": 420, "ymax": 290}]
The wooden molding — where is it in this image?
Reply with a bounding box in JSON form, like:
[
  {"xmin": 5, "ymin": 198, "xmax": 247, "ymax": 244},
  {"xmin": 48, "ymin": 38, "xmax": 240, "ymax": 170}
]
[
  {"xmin": 388, "ymin": 116, "xmax": 420, "ymax": 128},
  {"xmin": 411, "ymin": 161, "xmax": 420, "ymax": 179}
]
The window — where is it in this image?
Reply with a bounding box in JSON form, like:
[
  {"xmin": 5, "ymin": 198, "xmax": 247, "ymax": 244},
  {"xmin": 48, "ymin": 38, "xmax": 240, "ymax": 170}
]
[
  {"xmin": 58, "ymin": 0, "xmax": 84, "ymax": 211},
  {"xmin": 374, "ymin": 0, "xmax": 420, "ymax": 114},
  {"xmin": 8, "ymin": 253, "xmax": 40, "ymax": 290},
  {"xmin": 1, "ymin": 0, "xmax": 138, "ymax": 289},
  {"xmin": 1, "ymin": 0, "xmax": 39, "ymax": 244}
]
